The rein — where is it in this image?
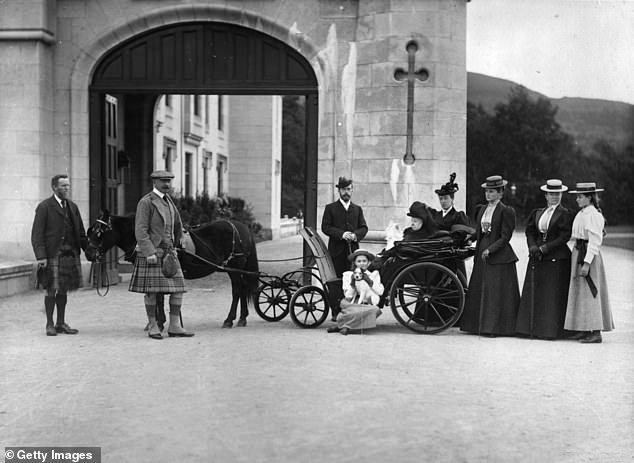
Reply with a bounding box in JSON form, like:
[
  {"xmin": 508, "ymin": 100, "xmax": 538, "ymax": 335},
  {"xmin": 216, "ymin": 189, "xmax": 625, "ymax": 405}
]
[{"xmin": 89, "ymin": 251, "xmax": 110, "ymax": 297}]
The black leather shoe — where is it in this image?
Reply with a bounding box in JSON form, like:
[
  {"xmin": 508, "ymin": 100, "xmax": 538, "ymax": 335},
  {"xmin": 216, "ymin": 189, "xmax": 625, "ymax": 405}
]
[
  {"xmin": 148, "ymin": 332, "xmax": 163, "ymax": 340},
  {"xmin": 167, "ymin": 331, "xmax": 194, "ymax": 337},
  {"xmin": 340, "ymin": 327, "xmax": 350, "ymax": 336},
  {"xmin": 327, "ymin": 326, "xmax": 340, "ymax": 333},
  {"xmin": 579, "ymin": 331, "xmax": 602, "ymax": 343},
  {"xmin": 55, "ymin": 323, "xmax": 78, "ymax": 334},
  {"xmin": 46, "ymin": 325, "xmax": 57, "ymax": 336}
]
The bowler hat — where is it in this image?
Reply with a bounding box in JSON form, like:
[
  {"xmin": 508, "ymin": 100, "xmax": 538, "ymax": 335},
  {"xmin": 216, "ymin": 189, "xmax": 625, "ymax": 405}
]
[
  {"xmin": 150, "ymin": 170, "xmax": 175, "ymax": 180},
  {"xmin": 406, "ymin": 201, "xmax": 428, "ymax": 220},
  {"xmin": 336, "ymin": 177, "xmax": 353, "ymax": 189},
  {"xmin": 435, "ymin": 172, "xmax": 459, "ymax": 196},
  {"xmin": 540, "ymin": 179, "xmax": 568, "ymax": 192},
  {"xmin": 481, "ymin": 175, "xmax": 508, "ymax": 189},
  {"xmin": 568, "ymin": 182, "xmax": 604, "ymax": 194},
  {"xmin": 348, "ymin": 248, "xmax": 375, "ymax": 262}
]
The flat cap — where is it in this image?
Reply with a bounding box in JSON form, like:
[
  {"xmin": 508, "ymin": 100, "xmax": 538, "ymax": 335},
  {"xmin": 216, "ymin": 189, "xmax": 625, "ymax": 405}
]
[{"xmin": 150, "ymin": 170, "xmax": 175, "ymax": 179}]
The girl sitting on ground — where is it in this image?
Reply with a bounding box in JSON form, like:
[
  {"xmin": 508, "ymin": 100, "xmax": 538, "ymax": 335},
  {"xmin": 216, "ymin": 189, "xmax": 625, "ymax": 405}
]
[{"xmin": 327, "ymin": 249, "xmax": 384, "ymax": 335}]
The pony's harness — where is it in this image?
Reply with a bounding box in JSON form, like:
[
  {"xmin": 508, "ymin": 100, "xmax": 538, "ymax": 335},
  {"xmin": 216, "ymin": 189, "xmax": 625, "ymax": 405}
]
[{"xmin": 188, "ymin": 220, "xmax": 246, "ymax": 268}]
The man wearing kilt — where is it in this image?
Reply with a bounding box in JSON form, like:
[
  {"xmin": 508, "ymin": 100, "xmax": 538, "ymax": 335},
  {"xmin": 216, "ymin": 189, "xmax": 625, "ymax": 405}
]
[
  {"xmin": 128, "ymin": 170, "xmax": 194, "ymax": 340},
  {"xmin": 31, "ymin": 174, "xmax": 88, "ymax": 336}
]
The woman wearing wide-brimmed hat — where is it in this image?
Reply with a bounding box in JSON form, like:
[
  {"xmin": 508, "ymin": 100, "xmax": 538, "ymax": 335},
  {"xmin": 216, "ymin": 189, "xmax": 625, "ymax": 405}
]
[
  {"xmin": 460, "ymin": 175, "xmax": 520, "ymax": 337},
  {"xmin": 327, "ymin": 249, "xmax": 384, "ymax": 335},
  {"xmin": 563, "ymin": 183, "xmax": 614, "ymax": 343},
  {"xmin": 516, "ymin": 179, "xmax": 573, "ymax": 339}
]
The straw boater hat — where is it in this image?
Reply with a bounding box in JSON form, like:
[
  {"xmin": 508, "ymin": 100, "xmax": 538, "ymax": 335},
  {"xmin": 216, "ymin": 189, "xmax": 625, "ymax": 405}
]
[
  {"xmin": 150, "ymin": 170, "xmax": 175, "ymax": 180},
  {"xmin": 336, "ymin": 177, "xmax": 353, "ymax": 189},
  {"xmin": 406, "ymin": 201, "xmax": 428, "ymax": 219},
  {"xmin": 568, "ymin": 182, "xmax": 604, "ymax": 193},
  {"xmin": 540, "ymin": 179, "xmax": 568, "ymax": 192},
  {"xmin": 481, "ymin": 175, "xmax": 508, "ymax": 189},
  {"xmin": 348, "ymin": 248, "xmax": 375, "ymax": 262},
  {"xmin": 435, "ymin": 172, "xmax": 459, "ymax": 196}
]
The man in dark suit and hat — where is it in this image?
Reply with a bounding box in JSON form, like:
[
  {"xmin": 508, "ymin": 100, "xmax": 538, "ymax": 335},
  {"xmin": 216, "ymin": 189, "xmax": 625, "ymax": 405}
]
[
  {"xmin": 128, "ymin": 170, "xmax": 194, "ymax": 340},
  {"xmin": 321, "ymin": 177, "xmax": 368, "ymax": 278},
  {"xmin": 31, "ymin": 174, "xmax": 88, "ymax": 336}
]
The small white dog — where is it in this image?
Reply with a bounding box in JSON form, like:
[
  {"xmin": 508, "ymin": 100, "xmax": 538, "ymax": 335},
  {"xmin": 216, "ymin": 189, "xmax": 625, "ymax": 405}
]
[{"xmin": 352, "ymin": 268, "xmax": 373, "ymax": 305}]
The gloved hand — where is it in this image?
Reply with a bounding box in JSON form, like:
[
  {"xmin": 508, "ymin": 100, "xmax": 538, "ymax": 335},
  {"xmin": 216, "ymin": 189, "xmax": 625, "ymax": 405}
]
[{"xmin": 529, "ymin": 245, "xmax": 541, "ymax": 258}]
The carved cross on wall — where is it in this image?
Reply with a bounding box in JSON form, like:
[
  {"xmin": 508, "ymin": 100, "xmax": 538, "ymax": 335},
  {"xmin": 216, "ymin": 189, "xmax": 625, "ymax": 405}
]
[{"xmin": 394, "ymin": 40, "xmax": 429, "ymax": 165}]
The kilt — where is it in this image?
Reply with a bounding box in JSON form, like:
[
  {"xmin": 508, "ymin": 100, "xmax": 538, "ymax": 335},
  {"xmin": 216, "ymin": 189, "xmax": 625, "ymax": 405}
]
[
  {"xmin": 44, "ymin": 249, "xmax": 83, "ymax": 292},
  {"xmin": 129, "ymin": 249, "xmax": 186, "ymax": 294}
]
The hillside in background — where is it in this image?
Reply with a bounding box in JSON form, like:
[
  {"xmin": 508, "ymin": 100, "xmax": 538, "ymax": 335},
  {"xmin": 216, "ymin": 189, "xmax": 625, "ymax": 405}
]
[{"xmin": 467, "ymin": 72, "xmax": 634, "ymax": 153}]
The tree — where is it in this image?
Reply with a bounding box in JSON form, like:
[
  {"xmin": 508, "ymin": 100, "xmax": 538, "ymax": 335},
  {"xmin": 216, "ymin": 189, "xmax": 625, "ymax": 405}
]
[{"xmin": 468, "ymin": 86, "xmax": 581, "ymax": 223}]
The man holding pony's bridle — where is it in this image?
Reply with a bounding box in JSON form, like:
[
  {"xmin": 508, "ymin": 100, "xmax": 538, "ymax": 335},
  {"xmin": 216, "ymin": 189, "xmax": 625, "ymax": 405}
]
[{"xmin": 128, "ymin": 170, "xmax": 194, "ymax": 340}]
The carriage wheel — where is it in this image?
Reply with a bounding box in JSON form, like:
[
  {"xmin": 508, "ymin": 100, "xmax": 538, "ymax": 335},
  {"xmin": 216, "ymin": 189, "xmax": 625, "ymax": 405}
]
[
  {"xmin": 254, "ymin": 282, "xmax": 291, "ymax": 322},
  {"xmin": 289, "ymin": 285, "xmax": 330, "ymax": 328},
  {"xmin": 389, "ymin": 262, "xmax": 465, "ymax": 334}
]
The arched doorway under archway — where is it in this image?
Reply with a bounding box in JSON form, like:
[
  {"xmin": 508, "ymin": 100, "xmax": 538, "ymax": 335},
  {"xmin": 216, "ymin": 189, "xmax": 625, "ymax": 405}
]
[{"xmin": 89, "ymin": 21, "xmax": 318, "ymax": 277}]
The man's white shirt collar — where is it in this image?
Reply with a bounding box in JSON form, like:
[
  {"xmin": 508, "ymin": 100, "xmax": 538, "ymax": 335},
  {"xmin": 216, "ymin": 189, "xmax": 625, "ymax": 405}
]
[
  {"xmin": 339, "ymin": 198, "xmax": 350, "ymax": 210},
  {"xmin": 153, "ymin": 187, "xmax": 165, "ymax": 199},
  {"xmin": 54, "ymin": 194, "xmax": 64, "ymax": 206}
]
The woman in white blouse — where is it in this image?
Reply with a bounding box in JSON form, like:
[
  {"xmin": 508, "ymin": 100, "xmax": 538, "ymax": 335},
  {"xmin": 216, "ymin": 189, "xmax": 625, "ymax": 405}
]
[{"xmin": 564, "ymin": 183, "xmax": 614, "ymax": 343}]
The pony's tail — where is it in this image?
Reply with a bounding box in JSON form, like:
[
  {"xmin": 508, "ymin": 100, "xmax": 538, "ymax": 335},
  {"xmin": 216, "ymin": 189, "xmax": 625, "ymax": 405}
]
[{"xmin": 244, "ymin": 241, "xmax": 260, "ymax": 307}]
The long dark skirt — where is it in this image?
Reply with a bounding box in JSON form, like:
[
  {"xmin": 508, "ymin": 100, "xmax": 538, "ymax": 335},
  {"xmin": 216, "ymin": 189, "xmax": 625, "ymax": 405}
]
[
  {"xmin": 516, "ymin": 258, "xmax": 570, "ymax": 339},
  {"xmin": 461, "ymin": 260, "xmax": 520, "ymax": 336}
]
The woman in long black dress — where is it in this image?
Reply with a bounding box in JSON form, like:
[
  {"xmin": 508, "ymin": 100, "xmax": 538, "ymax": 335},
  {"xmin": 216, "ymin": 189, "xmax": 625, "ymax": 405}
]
[
  {"xmin": 460, "ymin": 175, "xmax": 520, "ymax": 337},
  {"xmin": 516, "ymin": 179, "xmax": 572, "ymax": 339}
]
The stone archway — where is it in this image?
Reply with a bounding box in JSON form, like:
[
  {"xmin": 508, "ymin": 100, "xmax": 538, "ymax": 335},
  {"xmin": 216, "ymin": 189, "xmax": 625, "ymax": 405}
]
[{"xmin": 88, "ymin": 20, "xmax": 318, "ymax": 225}]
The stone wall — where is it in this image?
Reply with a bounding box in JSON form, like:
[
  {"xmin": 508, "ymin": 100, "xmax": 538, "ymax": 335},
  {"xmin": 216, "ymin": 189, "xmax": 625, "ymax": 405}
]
[{"xmin": 1, "ymin": 0, "xmax": 467, "ymax": 261}]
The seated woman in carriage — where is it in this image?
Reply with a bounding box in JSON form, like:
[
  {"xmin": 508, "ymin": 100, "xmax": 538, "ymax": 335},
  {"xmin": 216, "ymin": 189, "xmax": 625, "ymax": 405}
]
[
  {"xmin": 327, "ymin": 249, "xmax": 384, "ymax": 335},
  {"xmin": 402, "ymin": 201, "xmax": 447, "ymax": 241}
]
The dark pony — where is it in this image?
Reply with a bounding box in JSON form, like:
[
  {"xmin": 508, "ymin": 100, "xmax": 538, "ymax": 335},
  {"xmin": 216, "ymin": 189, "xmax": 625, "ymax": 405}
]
[{"xmin": 85, "ymin": 210, "xmax": 259, "ymax": 328}]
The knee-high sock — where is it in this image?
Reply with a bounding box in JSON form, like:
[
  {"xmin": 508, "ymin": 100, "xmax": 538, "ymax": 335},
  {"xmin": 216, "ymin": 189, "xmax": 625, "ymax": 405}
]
[
  {"xmin": 44, "ymin": 296, "xmax": 55, "ymax": 326},
  {"xmin": 55, "ymin": 294, "xmax": 67, "ymax": 325},
  {"xmin": 145, "ymin": 304, "xmax": 157, "ymax": 322}
]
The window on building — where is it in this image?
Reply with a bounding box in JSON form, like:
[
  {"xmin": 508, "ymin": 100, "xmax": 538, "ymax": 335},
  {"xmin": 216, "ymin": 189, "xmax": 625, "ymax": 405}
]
[
  {"xmin": 193, "ymin": 95, "xmax": 201, "ymax": 117},
  {"xmin": 185, "ymin": 152, "xmax": 193, "ymax": 197},
  {"xmin": 216, "ymin": 154, "xmax": 227, "ymax": 195},
  {"xmin": 205, "ymin": 96, "xmax": 210, "ymax": 129},
  {"xmin": 163, "ymin": 138, "xmax": 176, "ymax": 171},
  {"xmin": 203, "ymin": 151, "xmax": 212, "ymax": 194},
  {"xmin": 165, "ymin": 95, "xmax": 172, "ymax": 107},
  {"xmin": 217, "ymin": 95, "xmax": 224, "ymax": 131}
]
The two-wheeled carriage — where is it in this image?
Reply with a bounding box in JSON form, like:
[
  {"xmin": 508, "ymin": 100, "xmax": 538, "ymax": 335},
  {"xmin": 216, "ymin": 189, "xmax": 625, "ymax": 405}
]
[{"xmin": 254, "ymin": 227, "xmax": 474, "ymax": 334}]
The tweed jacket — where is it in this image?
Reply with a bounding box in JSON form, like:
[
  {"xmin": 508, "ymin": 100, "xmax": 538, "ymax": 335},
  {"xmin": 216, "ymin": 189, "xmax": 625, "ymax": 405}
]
[
  {"xmin": 430, "ymin": 207, "xmax": 470, "ymax": 231},
  {"xmin": 473, "ymin": 201, "xmax": 518, "ymax": 264},
  {"xmin": 321, "ymin": 200, "xmax": 368, "ymax": 258},
  {"xmin": 31, "ymin": 196, "xmax": 87, "ymax": 260},
  {"xmin": 525, "ymin": 204, "xmax": 573, "ymax": 261},
  {"xmin": 134, "ymin": 191, "xmax": 183, "ymax": 258}
]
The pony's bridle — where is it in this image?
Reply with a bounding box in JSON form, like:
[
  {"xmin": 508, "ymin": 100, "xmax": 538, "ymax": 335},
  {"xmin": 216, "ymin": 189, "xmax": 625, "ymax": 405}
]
[{"xmin": 88, "ymin": 218, "xmax": 113, "ymax": 261}]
